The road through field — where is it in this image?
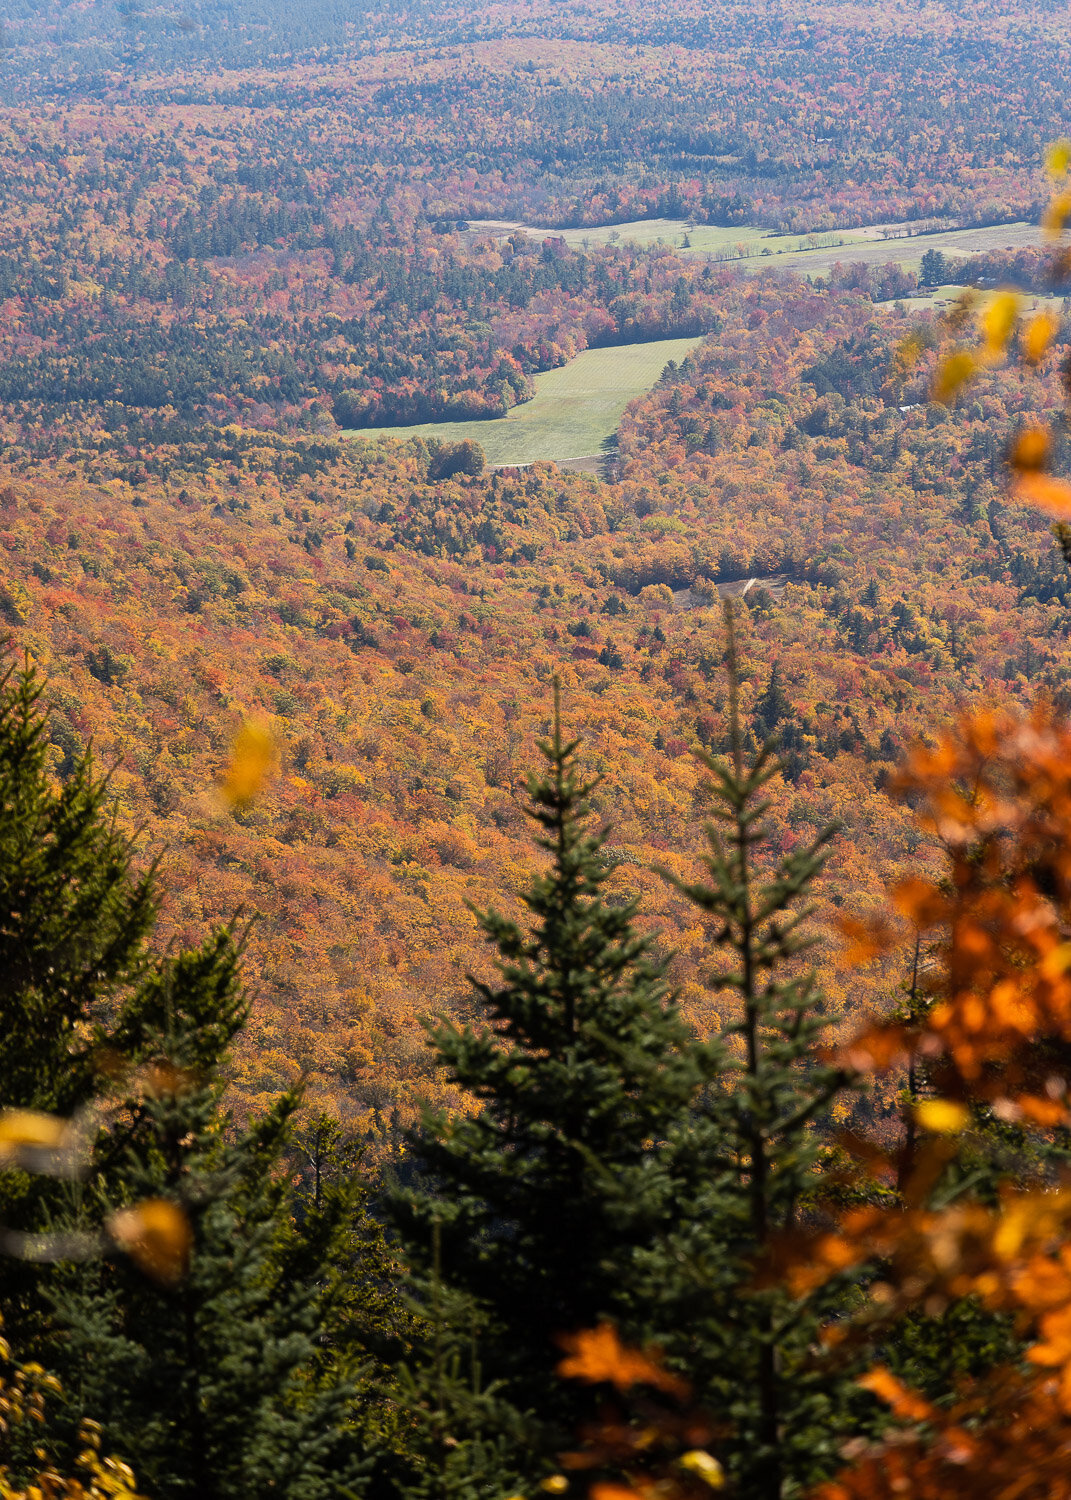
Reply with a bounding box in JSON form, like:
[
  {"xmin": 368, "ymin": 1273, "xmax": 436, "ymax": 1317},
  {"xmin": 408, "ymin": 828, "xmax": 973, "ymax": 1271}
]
[{"xmin": 345, "ymin": 335, "xmax": 703, "ymax": 467}]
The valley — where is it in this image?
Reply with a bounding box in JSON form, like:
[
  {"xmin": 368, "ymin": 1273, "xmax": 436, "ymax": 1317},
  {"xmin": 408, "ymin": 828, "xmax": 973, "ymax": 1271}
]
[
  {"xmin": 0, "ymin": 0, "xmax": 1065, "ymax": 1158},
  {"xmin": 468, "ymin": 213, "xmax": 1044, "ymax": 276},
  {"xmin": 345, "ymin": 334, "xmax": 704, "ymax": 466},
  {"xmin": 2, "ymin": 4, "xmax": 1071, "ymax": 1492}
]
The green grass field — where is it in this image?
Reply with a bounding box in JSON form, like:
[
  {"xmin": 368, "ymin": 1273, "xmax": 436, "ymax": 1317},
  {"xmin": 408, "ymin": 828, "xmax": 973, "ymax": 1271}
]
[
  {"xmin": 465, "ymin": 215, "xmax": 862, "ymax": 258},
  {"xmin": 344, "ymin": 336, "xmax": 704, "ymax": 466},
  {"xmin": 465, "ymin": 216, "xmax": 1042, "ymax": 275}
]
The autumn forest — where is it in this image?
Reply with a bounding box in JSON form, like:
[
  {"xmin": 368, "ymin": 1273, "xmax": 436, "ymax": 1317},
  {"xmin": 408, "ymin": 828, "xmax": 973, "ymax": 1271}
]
[{"xmin": 3, "ymin": 2, "xmax": 1071, "ymax": 1498}]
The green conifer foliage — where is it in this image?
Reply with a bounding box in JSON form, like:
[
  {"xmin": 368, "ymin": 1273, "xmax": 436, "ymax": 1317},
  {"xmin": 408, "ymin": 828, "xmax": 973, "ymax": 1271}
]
[
  {"xmin": 653, "ymin": 606, "xmax": 858, "ymax": 1499},
  {"xmin": 56, "ymin": 937, "xmax": 368, "ymax": 1500},
  {"xmin": 286, "ymin": 1111, "xmax": 419, "ymax": 1490},
  {"xmin": 0, "ymin": 659, "xmax": 155, "ymax": 1112},
  {"xmin": 753, "ymin": 660, "xmax": 792, "ymax": 737},
  {"xmin": 0, "ymin": 658, "xmax": 159, "ymax": 1352},
  {"xmin": 0, "ymin": 664, "xmax": 390, "ymax": 1500},
  {"xmin": 393, "ymin": 691, "xmax": 718, "ymax": 1481}
]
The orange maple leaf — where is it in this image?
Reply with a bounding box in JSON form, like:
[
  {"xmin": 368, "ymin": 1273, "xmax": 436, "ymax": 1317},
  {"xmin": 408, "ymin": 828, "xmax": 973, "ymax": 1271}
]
[{"xmin": 557, "ymin": 1325, "xmax": 689, "ymax": 1398}]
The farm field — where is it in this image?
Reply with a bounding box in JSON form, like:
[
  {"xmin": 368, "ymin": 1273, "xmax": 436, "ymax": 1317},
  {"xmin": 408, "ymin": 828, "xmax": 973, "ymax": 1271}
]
[
  {"xmin": 769, "ymin": 219, "xmax": 1042, "ymax": 276},
  {"xmin": 888, "ymin": 284, "xmax": 1070, "ymax": 312},
  {"xmin": 344, "ymin": 335, "xmax": 704, "ymax": 465},
  {"xmin": 465, "ymin": 216, "xmax": 864, "ymax": 256},
  {"xmin": 467, "ymin": 216, "xmax": 1043, "ymax": 274}
]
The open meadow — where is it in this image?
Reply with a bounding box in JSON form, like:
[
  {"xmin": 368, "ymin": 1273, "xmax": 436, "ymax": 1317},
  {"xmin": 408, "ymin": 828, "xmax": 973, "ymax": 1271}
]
[
  {"xmin": 466, "ymin": 215, "xmax": 1043, "ymax": 275},
  {"xmin": 345, "ymin": 335, "xmax": 704, "ymax": 465},
  {"xmin": 465, "ymin": 215, "xmax": 862, "ymax": 257}
]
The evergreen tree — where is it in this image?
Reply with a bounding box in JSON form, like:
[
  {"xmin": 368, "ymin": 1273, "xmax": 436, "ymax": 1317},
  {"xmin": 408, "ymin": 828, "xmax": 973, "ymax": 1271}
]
[
  {"xmin": 919, "ymin": 247, "xmax": 947, "ymax": 286},
  {"xmin": 0, "ymin": 658, "xmax": 154, "ymax": 1113},
  {"xmin": 651, "ymin": 607, "xmax": 861, "ymax": 1499},
  {"xmin": 0, "ymin": 658, "xmax": 158, "ymax": 1352},
  {"xmin": 0, "ymin": 663, "xmax": 391, "ymax": 1499},
  {"xmin": 392, "ymin": 691, "xmax": 719, "ymax": 1485},
  {"xmin": 390, "ymin": 1226, "xmax": 532, "ymax": 1500},
  {"xmin": 53, "ymin": 935, "xmax": 370, "ymax": 1500},
  {"xmin": 0, "ymin": 1316, "xmax": 144, "ymax": 1499},
  {"xmin": 753, "ymin": 660, "xmax": 791, "ymax": 737},
  {"xmin": 287, "ymin": 1110, "xmax": 419, "ymax": 1493}
]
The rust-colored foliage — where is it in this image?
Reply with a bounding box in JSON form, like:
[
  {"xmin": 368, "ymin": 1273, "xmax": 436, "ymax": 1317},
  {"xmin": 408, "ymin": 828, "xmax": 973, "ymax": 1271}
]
[
  {"xmin": 555, "ymin": 1329, "xmax": 724, "ymax": 1499},
  {"xmin": 785, "ymin": 704, "xmax": 1071, "ymax": 1498},
  {"xmin": 557, "ymin": 1327, "xmax": 688, "ymax": 1400},
  {"xmin": 820, "ymin": 1373, "xmax": 1071, "ymax": 1500},
  {"xmin": 849, "ymin": 706, "xmax": 1071, "ymax": 1115}
]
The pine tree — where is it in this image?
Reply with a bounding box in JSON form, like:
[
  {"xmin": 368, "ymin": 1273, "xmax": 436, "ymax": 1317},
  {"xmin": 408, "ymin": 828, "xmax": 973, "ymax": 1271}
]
[
  {"xmin": 651, "ymin": 605, "xmax": 861, "ymax": 1500},
  {"xmin": 392, "ymin": 690, "xmax": 719, "ymax": 1484}
]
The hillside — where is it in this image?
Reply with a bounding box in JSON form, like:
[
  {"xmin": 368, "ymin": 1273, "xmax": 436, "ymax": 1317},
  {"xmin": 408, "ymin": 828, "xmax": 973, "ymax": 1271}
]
[
  {"xmin": 0, "ymin": 266, "xmax": 1064, "ymax": 1131},
  {"xmin": 0, "ymin": 0, "xmax": 1066, "ymax": 1132}
]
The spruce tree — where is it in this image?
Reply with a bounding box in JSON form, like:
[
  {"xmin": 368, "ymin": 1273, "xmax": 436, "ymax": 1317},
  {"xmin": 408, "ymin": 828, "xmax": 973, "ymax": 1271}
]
[
  {"xmin": 650, "ymin": 605, "xmax": 861, "ymax": 1499},
  {"xmin": 0, "ymin": 662, "xmax": 390, "ymax": 1498},
  {"xmin": 0, "ymin": 658, "xmax": 154, "ymax": 1113},
  {"xmin": 287, "ymin": 1110, "xmax": 419, "ymax": 1492},
  {"xmin": 393, "ymin": 692, "xmax": 718, "ymax": 1484},
  {"xmin": 754, "ymin": 660, "xmax": 791, "ymax": 737},
  {"xmin": 53, "ymin": 936, "xmax": 369, "ymax": 1500},
  {"xmin": 0, "ymin": 658, "xmax": 157, "ymax": 1353}
]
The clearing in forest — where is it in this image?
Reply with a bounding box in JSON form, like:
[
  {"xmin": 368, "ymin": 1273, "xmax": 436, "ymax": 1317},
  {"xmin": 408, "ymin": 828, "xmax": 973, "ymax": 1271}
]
[
  {"xmin": 465, "ymin": 215, "xmax": 1043, "ymax": 276},
  {"xmin": 345, "ymin": 335, "xmax": 704, "ymax": 467}
]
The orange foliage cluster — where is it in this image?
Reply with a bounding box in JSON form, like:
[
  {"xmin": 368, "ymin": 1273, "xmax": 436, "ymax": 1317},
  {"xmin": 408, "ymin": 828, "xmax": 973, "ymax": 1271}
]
[
  {"xmin": 555, "ymin": 1326, "xmax": 723, "ymax": 1500},
  {"xmin": 0, "ymin": 263, "xmax": 1066, "ymax": 1129},
  {"xmin": 8, "ymin": 0, "xmax": 1065, "ymax": 234},
  {"xmin": 849, "ymin": 709, "xmax": 1071, "ymax": 1119},
  {"xmin": 773, "ymin": 706, "xmax": 1071, "ymax": 1499}
]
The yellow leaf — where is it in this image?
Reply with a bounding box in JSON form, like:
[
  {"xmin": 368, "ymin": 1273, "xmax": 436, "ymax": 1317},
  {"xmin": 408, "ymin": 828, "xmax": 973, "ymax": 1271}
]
[
  {"xmin": 679, "ymin": 1451, "xmax": 725, "ymax": 1488},
  {"xmin": 0, "ymin": 1110, "xmax": 67, "ymax": 1157},
  {"xmin": 977, "ymin": 289, "xmax": 1021, "ymax": 357},
  {"xmin": 1014, "ymin": 471, "xmax": 1071, "ymax": 518},
  {"xmin": 0, "ymin": 1109, "xmax": 78, "ymax": 1173},
  {"xmin": 931, "ymin": 349, "xmax": 976, "ymax": 405},
  {"xmin": 1023, "ymin": 310, "xmax": 1059, "ymax": 365},
  {"xmin": 1046, "ymin": 139, "xmax": 1071, "ymax": 180},
  {"xmin": 1042, "ymin": 192, "xmax": 1071, "ymax": 240},
  {"xmin": 540, "ymin": 1479, "xmax": 569, "ymax": 1495},
  {"xmin": 108, "ymin": 1199, "xmax": 192, "ymax": 1284},
  {"xmin": 218, "ymin": 717, "xmax": 279, "ymax": 809},
  {"xmin": 916, "ymin": 1099, "xmax": 970, "ymax": 1134},
  {"xmin": 1009, "ymin": 424, "xmax": 1052, "ymax": 473}
]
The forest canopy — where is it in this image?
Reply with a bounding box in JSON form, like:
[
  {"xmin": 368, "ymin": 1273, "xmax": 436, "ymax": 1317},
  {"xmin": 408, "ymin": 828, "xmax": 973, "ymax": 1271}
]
[{"xmin": 2, "ymin": 2, "xmax": 1071, "ymax": 1496}]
